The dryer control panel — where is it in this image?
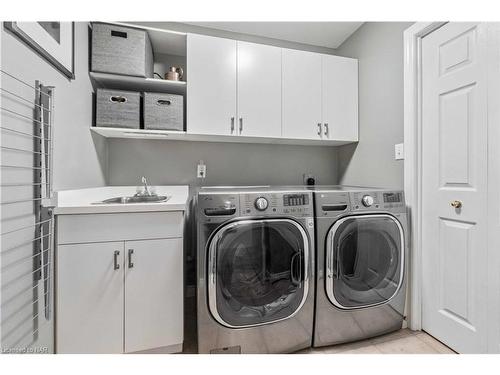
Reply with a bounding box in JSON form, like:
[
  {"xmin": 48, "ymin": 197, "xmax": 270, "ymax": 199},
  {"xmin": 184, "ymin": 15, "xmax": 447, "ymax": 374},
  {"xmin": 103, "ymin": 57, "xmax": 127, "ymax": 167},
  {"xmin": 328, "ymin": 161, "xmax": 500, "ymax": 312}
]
[
  {"xmin": 351, "ymin": 191, "xmax": 405, "ymax": 212},
  {"xmin": 240, "ymin": 192, "xmax": 313, "ymax": 217}
]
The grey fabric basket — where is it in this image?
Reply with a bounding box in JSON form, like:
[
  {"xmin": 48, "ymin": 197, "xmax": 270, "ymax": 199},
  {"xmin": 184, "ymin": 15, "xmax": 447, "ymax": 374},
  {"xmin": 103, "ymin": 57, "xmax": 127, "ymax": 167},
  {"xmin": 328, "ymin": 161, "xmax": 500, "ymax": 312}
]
[
  {"xmin": 96, "ymin": 89, "xmax": 140, "ymax": 129},
  {"xmin": 144, "ymin": 93, "xmax": 184, "ymax": 131},
  {"xmin": 91, "ymin": 23, "xmax": 154, "ymax": 78}
]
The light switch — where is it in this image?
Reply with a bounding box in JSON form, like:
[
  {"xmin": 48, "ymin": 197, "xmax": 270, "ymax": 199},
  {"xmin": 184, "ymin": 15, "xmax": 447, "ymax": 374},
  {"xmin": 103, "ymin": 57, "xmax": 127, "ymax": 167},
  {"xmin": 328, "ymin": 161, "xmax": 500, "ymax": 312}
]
[{"xmin": 395, "ymin": 143, "xmax": 404, "ymax": 160}]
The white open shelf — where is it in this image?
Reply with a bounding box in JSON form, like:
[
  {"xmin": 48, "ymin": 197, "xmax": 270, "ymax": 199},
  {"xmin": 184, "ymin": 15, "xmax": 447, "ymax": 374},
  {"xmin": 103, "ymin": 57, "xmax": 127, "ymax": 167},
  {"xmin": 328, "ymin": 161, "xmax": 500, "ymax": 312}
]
[
  {"xmin": 90, "ymin": 126, "xmax": 356, "ymax": 146},
  {"xmin": 89, "ymin": 72, "xmax": 186, "ymax": 94},
  {"xmin": 90, "ymin": 22, "xmax": 187, "ymax": 94}
]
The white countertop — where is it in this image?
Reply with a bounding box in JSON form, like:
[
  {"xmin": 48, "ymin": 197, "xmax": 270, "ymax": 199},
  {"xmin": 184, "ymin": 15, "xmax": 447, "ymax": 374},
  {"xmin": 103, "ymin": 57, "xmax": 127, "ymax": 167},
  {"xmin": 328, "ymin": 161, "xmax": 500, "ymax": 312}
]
[{"xmin": 54, "ymin": 185, "xmax": 189, "ymax": 215}]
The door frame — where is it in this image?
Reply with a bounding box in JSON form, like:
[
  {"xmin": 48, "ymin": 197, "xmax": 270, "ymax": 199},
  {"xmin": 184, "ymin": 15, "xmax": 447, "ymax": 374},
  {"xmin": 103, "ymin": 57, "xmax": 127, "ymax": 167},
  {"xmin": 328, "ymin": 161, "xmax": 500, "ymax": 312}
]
[{"xmin": 403, "ymin": 22, "xmax": 447, "ymax": 331}]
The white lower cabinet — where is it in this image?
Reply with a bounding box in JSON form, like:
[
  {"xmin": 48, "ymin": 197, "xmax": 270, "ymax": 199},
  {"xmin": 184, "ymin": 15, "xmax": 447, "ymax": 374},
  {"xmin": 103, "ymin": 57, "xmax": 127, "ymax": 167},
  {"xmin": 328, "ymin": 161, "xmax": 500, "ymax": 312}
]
[
  {"xmin": 124, "ymin": 238, "xmax": 183, "ymax": 353},
  {"xmin": 56, "ymin": 212, "xmax": 184, "ymax": 354},
  {"xmin": 57, "ymin": 241, "xmax": 125, "ymax": 354}
]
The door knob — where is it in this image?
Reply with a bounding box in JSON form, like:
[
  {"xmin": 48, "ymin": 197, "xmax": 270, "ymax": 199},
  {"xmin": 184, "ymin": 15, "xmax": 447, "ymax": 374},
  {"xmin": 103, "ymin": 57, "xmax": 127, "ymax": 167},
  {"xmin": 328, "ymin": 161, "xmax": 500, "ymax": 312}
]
[{"xmin": 451, "ymin": 200, "xmax": 462, "ymax": 209}]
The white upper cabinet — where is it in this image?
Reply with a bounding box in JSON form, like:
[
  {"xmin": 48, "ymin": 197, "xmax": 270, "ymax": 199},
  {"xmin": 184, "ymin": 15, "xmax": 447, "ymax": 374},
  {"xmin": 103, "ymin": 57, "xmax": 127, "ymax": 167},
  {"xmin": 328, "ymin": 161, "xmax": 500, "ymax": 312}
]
[
  {"xmin": 282, "ymin": 50, "xmax": 358, "ymax": 141},
  {"xmin": 282, "ymin": 49, "xmax": 323, "ymax": 140},
  {"xmin": 187, "ymin": 33, "xmax": 358, "ymax": 144},
  {"xmin": 322, "ymin": 55, "xmax": 358, "ymax": 141},
  {"xmin": 187, "ymin": 34, "xmax": 237, "ymax": 136},
  {"xmin": 237, "ymin": 41, "xmax": 282, "ymax": 138}
]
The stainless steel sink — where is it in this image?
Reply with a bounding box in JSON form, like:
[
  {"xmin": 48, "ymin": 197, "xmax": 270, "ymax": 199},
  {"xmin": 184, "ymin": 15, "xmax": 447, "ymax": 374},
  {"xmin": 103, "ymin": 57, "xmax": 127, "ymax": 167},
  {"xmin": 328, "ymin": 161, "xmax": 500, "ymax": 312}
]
[{"xmin": 96, "ymin": 195, "xmax": 170, "ymax": 204}]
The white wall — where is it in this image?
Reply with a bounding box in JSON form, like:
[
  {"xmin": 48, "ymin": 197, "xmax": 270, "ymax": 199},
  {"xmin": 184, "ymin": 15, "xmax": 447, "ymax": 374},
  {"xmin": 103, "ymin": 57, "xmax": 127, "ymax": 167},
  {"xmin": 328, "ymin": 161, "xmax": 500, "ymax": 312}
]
[
  {"xmin": 335, "ymin": 22, "xmax": 413, "ymax": 189},
  {"xmin": 1, "ymin": 22, "xmax": 107, "ymax": 191}
]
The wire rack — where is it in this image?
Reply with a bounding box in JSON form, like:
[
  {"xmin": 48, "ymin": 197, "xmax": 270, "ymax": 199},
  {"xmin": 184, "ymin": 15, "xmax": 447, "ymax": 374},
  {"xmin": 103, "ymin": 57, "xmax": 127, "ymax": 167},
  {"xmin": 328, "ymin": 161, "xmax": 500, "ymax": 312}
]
[{"xmin": 1, "ymin": 69, "xmax": 55, "ymax": 353}]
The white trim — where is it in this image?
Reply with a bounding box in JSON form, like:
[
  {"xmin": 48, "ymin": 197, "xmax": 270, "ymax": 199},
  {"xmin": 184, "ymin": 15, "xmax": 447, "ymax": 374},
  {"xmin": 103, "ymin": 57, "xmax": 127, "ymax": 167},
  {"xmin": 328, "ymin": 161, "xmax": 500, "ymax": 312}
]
[
  {"xmin": 403, "ymin": 22, "xmax": 446, "ymax": 331},
  {"xmin": 486, "ymin": 23, "xmax": 500, "ymax": 354}
]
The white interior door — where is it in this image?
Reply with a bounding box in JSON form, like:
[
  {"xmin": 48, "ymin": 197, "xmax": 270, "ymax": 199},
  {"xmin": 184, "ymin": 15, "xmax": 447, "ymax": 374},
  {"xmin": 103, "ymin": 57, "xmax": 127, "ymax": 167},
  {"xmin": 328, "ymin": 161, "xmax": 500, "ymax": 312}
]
[
  {"xmin": 187, "ymin": 34, "xmax": 237, "ymax": 136},
  {"xmin": 421, "ymin": 22, "xmax": 488, "ymax": 353},
  {"xmin": 282, "ymin": 49, "xmax": 322, "ymax": 139},
  {"xmin": 56, "ymin": 242, "xmax": 124, "ymax": 353},
  {"xmin": 124, "ymin": 238, "xmax": 183, "ymax": 353},
  {"xmin": 321, "ymin": 55, "xmax": 358, "ymax": 141},
  {"xmin": 237, "ymin": 41, "xmax": 282, "ymax": 137}
]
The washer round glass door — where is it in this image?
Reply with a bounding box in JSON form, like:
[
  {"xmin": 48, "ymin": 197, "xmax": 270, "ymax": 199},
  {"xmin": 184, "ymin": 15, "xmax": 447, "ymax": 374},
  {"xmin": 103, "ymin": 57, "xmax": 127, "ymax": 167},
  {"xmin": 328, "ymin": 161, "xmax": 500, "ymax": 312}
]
[
  {"xmin": 326, "ymin": 214, "xmax": 404, "ymax": 309},
  {"xmin": 207, "ymin": 219, "xmax": 309, "ymax": 328}
]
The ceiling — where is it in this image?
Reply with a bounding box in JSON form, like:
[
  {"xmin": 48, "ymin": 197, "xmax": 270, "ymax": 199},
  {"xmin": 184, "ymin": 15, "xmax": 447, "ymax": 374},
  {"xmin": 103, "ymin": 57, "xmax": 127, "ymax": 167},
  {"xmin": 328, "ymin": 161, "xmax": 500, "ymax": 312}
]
[{"xmin": 184, "ymin": 22, "xmax": 363, "ymax": 49}]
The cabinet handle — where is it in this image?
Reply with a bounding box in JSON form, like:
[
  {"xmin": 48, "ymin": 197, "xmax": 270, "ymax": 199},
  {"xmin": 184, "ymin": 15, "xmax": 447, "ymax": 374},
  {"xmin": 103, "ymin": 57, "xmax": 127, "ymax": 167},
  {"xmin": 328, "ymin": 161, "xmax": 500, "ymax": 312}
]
[
  {"xmin": 324, "ymin": 123, "xmax": 329, "ymax": 136},
  {"xmin": 239, "ymin": 117, "xmax": 243, "ymax": 134},
  {"xmin": 128, "ymin": 249, "xmax": 134, "ymax": 268},
  {"xmin": 317, "ymin": 123, "xmax": 322, "ymax": 136},
  {"xmin": 230, "ymin": 117, "xmax": 235, "ymax": 134},
  {"xmin": 113, "ymin": 251, "xmax": 120, "ymax": 270}
]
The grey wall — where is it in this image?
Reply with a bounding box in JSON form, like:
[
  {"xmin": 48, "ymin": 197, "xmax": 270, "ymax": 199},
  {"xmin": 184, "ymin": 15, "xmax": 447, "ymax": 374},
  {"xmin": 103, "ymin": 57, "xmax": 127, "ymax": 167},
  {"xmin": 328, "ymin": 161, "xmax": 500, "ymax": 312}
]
[
  {"xmin": 1, "ymin": 22, "xmax": 107, "ymax": 191},
  {"xmin": 107, "ymin": 139, "xmax": 338, "ymax": 187},
  {"xmin": 335, "ymin": 22, "xmax": 413, "ymax": 189}
]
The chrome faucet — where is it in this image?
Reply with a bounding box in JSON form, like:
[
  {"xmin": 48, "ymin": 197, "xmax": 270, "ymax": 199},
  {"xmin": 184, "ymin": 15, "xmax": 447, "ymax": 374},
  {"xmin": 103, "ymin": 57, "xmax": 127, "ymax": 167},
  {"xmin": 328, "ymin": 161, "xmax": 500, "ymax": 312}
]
[{"xmin": 136, "ymin": 176, "xmax": 154, "ymax": 197}]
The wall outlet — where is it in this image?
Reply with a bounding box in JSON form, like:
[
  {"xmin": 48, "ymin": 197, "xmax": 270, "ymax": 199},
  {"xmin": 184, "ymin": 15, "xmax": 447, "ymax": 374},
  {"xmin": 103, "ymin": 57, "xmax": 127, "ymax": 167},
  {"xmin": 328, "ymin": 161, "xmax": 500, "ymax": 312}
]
[
  {"xmin": 197, "ymin": 161, "xmax": 207, "ymax": 178},
  {"xmin": 395, "ymin": 143, "xmax": 404, "ymax": 160},
  {"xmin": 303, "ymin": 173, "xmax": 316, "ymax": 185}
]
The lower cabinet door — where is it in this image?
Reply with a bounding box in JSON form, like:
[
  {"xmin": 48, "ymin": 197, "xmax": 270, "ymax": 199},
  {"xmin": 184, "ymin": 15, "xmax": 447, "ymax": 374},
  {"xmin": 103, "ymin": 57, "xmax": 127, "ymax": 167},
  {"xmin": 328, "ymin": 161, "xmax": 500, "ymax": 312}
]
[
  {"xmin": 124, "ymin": 238, "xmax": 183, "ymax": 353},
  {"xmin": 56, "ymin": 242, "xmax": 124, "ymax": 353}
]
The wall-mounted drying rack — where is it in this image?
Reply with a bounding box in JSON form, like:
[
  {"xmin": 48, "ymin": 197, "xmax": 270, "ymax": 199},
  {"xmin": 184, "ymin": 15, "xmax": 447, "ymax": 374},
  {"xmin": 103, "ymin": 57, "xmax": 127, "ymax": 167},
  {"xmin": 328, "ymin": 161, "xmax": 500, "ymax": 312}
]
[{"xmin": 0, "ymin": 69, "xmax": 55, "ymax": 353}]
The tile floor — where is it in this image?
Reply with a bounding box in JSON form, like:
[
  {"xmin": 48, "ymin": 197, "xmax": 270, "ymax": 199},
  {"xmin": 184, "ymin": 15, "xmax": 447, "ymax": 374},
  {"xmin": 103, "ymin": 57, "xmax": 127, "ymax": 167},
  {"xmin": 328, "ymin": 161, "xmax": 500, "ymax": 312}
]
[{"xmin": 298, "ymin": 329, "xmax": 456, "ymax": 354}]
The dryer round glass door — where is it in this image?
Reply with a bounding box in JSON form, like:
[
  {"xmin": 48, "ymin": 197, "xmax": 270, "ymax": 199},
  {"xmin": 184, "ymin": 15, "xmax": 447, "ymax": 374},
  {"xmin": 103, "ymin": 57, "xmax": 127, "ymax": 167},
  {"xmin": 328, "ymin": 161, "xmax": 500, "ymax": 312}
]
[
  {"xmin": 325, "ymin": 214, "xmax": 404, "ymax": 309},
  {"xmin": 207, "ymin": 219, "xmax": 309, "ymax": 328}
]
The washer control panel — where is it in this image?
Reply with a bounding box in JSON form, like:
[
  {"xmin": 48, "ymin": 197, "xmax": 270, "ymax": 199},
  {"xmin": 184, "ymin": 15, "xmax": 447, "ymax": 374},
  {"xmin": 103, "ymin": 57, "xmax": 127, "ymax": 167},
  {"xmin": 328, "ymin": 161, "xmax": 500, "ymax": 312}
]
[
  {"xmin": 254, "ymin": 197, "xmax": 269, "ymax": 211},
  {"xmin": 361, "ymin": 195, "xmax": 375, "ymax": 207},
  {"xmin": 241, "ymin": 192, "xmax": 313, "ymax": 217}
]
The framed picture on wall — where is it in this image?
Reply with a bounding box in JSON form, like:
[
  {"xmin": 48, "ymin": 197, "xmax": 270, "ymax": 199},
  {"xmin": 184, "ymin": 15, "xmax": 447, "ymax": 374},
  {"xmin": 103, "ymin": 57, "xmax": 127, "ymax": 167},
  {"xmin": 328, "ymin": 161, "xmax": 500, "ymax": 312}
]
[{"xmin": 4, "ymin": 22, "xmax": 75, "ymax": 79}]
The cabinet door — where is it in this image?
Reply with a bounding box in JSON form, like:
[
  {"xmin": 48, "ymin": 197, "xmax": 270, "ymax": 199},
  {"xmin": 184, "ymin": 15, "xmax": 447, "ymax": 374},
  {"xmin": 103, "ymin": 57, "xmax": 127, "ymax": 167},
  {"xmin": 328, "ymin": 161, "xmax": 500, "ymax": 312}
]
[
  {"xmin": 187, "ymin": 34, "xmax": 237, "ymax": 136},
  {"xmin": 56, "ymin": 242, "xmax": 124, "ymax": 353},
  {"xmin": 124, "ymin": 238, "xmax": 183, "ymax": 353},
  {"xmin": 322, "ymin": 55, "xmax": 358, "ymax": 141},
  {"xmin": 237, "ymin": 41, "xmax": 282, "ymax": 137},
  {"xmin": 282, "ymin": 49, "xmax": 322, "ymax": 139}
]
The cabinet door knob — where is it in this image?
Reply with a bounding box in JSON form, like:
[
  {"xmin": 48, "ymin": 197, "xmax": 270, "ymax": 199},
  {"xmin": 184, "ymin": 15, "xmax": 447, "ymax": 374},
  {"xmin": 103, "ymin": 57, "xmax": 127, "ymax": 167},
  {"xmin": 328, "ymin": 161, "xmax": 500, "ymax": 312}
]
[
  {"xmin": 317, "ymin": 123, "xmax": 322, "ymax": 136},
  {"xmin": 324, "ymin": 123, "xmax": 329, "ymax": 136},
  {"xmin": 451, "ymin": 200, "xmax": 462, "ymax": 209},
  {"xmin": 230, "ymin": 117, "xmax": 235, "ymax": 134},
  {"xmin": 113, "ymin": 251, "xmax": 120, "ymax": 270},
  {"xmin": 128, "ymin": 249, "xmax": 134, "ymax": 268},
  {"xmin": 239, "ymin": 117, "xmax": 243, "ymax": 134}
]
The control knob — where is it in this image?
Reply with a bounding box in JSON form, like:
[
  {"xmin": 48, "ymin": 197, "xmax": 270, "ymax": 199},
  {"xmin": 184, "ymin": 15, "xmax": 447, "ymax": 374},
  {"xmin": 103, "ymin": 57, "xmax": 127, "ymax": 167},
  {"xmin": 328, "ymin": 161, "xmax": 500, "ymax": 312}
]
[
  {"xmin": 361, "ymin": 195, "xmax": 374, "ymax": 207},
  {"xmin": 254, "ymin": 197, "xmax": 269, "ymax": 211}
]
